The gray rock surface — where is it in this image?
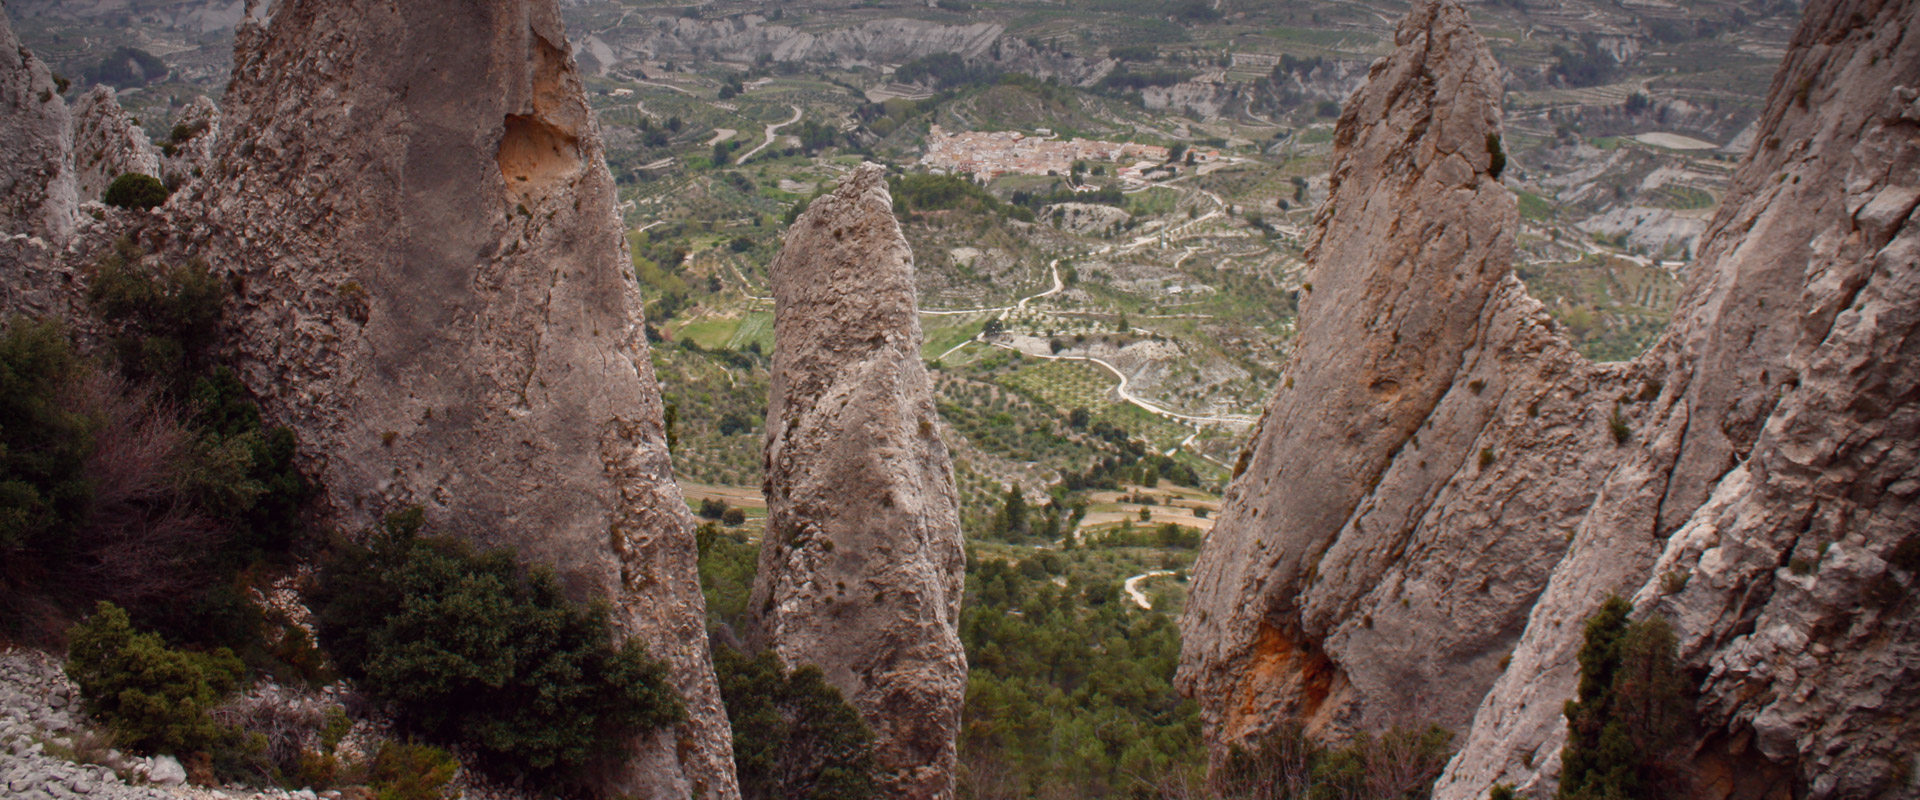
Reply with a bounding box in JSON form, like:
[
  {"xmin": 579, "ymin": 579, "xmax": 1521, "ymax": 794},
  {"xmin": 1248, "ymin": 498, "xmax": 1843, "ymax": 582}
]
[
  {"xmin": 158, "ymin": 96, "xmax": 221, "ymax": 189},
  {"xmin": 0, "ymin": 650, "xmax": 177, "ymax": 800},
  {"xmin": 167, "ymin": 1, "xmax": 737, "ymax": 797},
  {"xmin": 1177, "ymin": 0, "xmax": 1615, "ymax": 754},
  {"xmin": 70, "ymin": 87, "xmax": 163, "ymax": 204},
  {"xmin": 1180, "ymin": 0, "xmax": 1920, "ymax": 797},
  {"xmin": 1042, "ymin": 202, "xmax": 1131, "ymax": 236},
  {"xmin": 0, "ymin": 6, "xmax": 77, "ymax": 242},
  {"xmin": 1437, "ymin": 0, "xmax": 1920, "ymax": 796},
  {"xmin": 750, "ymin": 163, "xmax": 967, "ymax": 800}
]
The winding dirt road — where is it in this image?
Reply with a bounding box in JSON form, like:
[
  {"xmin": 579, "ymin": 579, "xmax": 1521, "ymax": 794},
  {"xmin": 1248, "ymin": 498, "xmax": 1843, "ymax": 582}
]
[{"xmin": 737, "ymin": 105, "xmax": 803, "ymax": 164}]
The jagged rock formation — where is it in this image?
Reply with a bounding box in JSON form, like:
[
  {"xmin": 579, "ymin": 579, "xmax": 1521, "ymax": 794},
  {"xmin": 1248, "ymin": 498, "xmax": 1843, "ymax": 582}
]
[
  {"xmin": 71, "ymin": 86, "xmax": 164, "ymax": 203},
  {"xmin": 581, "ymin": 15, "xmax": 1109, "ymax": 87},
  {"xmin": 750, "ymin": 164, "xmax": 967, "ymax": 800},
  {"xmin": 1181, "ymin": 0, "xmax": 1920, "ymax": 797},
  {"xmin": 170, "ymin": 2, "xmax": 738, "ymax": 797},
  {"xmin": 1437, "ymin": 0, "xmax": 1920, "ymax": 795},
  {"xmin": 158, "ymin": 95, "xmax": 221, "ymax": 187},
  {"xmin": 0, "ymin": 7, "xmax": 76, "ymax": 242},
  {"xmin": 1178, "ymin": 0, "xmax": 1608, "ymax": 747}
]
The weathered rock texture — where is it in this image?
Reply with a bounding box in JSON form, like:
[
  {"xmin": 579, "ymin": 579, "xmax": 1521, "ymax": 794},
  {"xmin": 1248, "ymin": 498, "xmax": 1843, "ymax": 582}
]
[
  {"xmin": 1181, "ymin": 0, "xmax": 1920, "ymax": 797},
  {"xmin": 751, "ymin": 163, "xmax": 967, "ymax": 800},
  {"xmin": 1437, "ymin": 0, "xmax": 1920, "ymax": 795},
  {"xmin": 158, "ymin": 95, "xmax": 221, "ymax": 187},
  {"xmin": 0, "ymin": 7, "xmax": 76, "ymax": 242},
  {"xmin": 1178, "ymin": 0, "xmax": 1616, "ymax": 748},
  {"xmin": 171, "ymin": 2, "xmax": 738, "ymax": 797},
  {"xmin": 70, "ymin": 86, "xmax": 164, "ymax": 203}
]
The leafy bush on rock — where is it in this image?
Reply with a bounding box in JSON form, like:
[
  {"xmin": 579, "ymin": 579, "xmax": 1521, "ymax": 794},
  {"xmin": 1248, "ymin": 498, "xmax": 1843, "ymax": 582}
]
[
  {"xmin": 103, "ymin": 173, "xmax": 170, "ymax": 211},
  {"xmin": 66, "ymin": 601, "xmax": 246, "ymax": 756},
  {"xmin": 314, "ymin": 510, "xmax": 684, "ymax": 785}
]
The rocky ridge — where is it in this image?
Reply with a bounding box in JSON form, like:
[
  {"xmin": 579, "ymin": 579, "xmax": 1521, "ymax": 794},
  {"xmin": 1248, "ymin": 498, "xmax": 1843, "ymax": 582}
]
[
  {"xmin": 1178, "ymin": 0, "xmax": 1622, "ymax": 749},
  {"xmin": 70, "ymin": 86, "xmax": 165, "ymax": 203},
  {"xmin": 1182, "ymin": 0, "xmax": 1920, "ymax": 796},
  {"xmin": 1437, "ymin": 0, "xmax": 1920, "ymax": 795},
  {"xmin": 582, "ymin": 15, "xmax": 1110, "ymax": 87},
  {"xmin": 750, "ymin": 163, "xmax": 968, "ymax": 800},
  {"xmin": 158, "ymin": 95, "xmax": 221, "ymax": 188},
  {"xmin": 165, "ymin": 0, "xmax": 738, "ymax": 796},
  {"xmin": 0, "ymin": 8, "xmax": 77, "ymax": 243}
]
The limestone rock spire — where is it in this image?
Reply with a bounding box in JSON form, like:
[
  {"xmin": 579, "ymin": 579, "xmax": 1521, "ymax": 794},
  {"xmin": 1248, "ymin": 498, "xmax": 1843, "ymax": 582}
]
[
  {"xmin": 0, "ymin": 6, "xmax": 77, "ymax": 242},
  {"xmin": 752, "ymin": 163, "xmax": 968, "ymax": 800},
  {"xmin": 186, "ymin": 1, "xmax": 738, "ymax": 796}
]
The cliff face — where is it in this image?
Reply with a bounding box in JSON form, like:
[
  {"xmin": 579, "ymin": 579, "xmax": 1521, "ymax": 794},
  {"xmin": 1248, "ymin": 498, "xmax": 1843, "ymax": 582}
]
[
  {"xmin": 751, "ymin": 164, "xmax": 967, "ymax": 800},
  {"xmin": 159, "ymin": 95, "xmax": 221, "ymax": 188},
  {"xmin": 1179, "ymin": 0, "xmax": 1623, "ymax": 749},
  {"xmin": 1183, "ymin": 0, "xmax": 1920, "ymax": 797},
  {"xmin": 173, "ymin": 2, "xmax": 738, "ymax": 797},
  {"xmin": 71, "ymin": 86, "xmax": 164, "ymax": 203},
  {"xmin": 1439, "ymin": 0, "xmax": 1920, "ymax": 795},
  {"xmin": 0, "ymin": 8, "xmax": 76, "ymax": 242}
]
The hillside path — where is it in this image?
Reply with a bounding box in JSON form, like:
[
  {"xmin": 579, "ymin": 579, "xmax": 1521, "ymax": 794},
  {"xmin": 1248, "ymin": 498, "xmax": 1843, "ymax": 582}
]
[
  {"xmin": 738, "ymin": 105, "xmax": 803, "ymax": 164},
  {"xmin": 1124, "ymin": 570, "xmax": 1176, "ymax": 609}
]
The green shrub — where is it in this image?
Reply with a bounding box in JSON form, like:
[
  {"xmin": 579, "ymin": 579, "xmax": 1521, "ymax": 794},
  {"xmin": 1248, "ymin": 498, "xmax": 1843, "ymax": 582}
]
[
  {"xmin": 313, "ymin": 511, "xmax": 684, "ymax": 784},
  {"xmin": 1558, "ymin": 597, "xmax": 1689, "ymax": 800},
  {"xmin": 0, "ymin": 319, "xmax": 96, "ymax": 565},
  {"xmin": 102, "ymin": 173, "xmax": 170, "ymax": 211},
  {"xmin": 65, "ymin": 602, "xmax": 246, "ymax": 756},
  {"xmin": 1218, "ymin": 721, "xmax": 1453, "ymax": 800},
  {"xmin": 86, "ymin": 243, "xmax": 227, "ymax": 393},
  {"xmin": 371, "ymin": 741, "xmax": 460, "ymax": 800},
  {"xmin": 714, "ymin": 644, "xmax": 878, "ymax": 800}
]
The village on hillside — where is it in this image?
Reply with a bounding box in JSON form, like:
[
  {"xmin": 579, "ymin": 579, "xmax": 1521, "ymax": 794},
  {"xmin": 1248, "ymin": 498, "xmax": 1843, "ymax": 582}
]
[{"xmin": 920, "ymin": 124, "xmax": 1202, "ymax": 181}]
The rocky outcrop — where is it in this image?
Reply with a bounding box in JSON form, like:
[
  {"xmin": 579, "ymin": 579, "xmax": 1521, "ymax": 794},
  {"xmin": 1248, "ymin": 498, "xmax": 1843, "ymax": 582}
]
[
  {"xmin": 1042, "ymin": 201, "xmax": 1130, "ymax": 235},
  {"xmin": 1438, "ymin": 0, "xmax": 1920, "ymax": 795},
  {"xmin": 1179, "ymin": 0, "xmax": 1625, "ymax": 753},
  {"xmin": 0, "ymin": 7, "xmax": 76, "ymax": 242},
  {"xmin": 751, "ymin": 163, "xmax": 967, "ymax": 800},
  {"xmin": 1182, "ymin": 0, "xmax": 1920, "ymax": 797},
  {"xmin": 158, "ymin": 95, "xmax": 221, "ymax": 187},
  {"xmin": 70, "ymin": 86, "xmax": 163, "ymax": 203},
  {"xmin": 1142, "ymin": 80, "xmax": 1245, "ymax": 121},
  {"xmin": 173, "ymin": 2, "xmax": 737, "ymax": 797},
  {"xmin": 589, "ymin": 15, "xmax": 1109, "ymax": 87}
]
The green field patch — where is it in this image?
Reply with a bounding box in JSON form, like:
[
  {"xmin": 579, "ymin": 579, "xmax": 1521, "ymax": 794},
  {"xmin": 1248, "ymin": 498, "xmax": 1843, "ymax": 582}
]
[
  {"xmin": 922, "ymin": 314, "xmax": 991, "ymax": 360},
  {"xmin": 1646, "ymin": 184, "xmax": 1714, "ymax": 210},
  {"xmin": 675, "ymin": 316, "xmax": 742, "ymax": 349},
  {"xmin": 725, "ymin": 311, "xmax": 775, "ymax": 352},
  {"xmin": 1516, "ymin": 190, "xmax": 1556, "ymax": 222}
]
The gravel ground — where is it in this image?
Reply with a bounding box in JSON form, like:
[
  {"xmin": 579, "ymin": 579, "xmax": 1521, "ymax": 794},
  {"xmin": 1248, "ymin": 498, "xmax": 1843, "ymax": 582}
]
[{"xmin": 2, "ymin": 648, "xmax": 567, "ymax": 800}]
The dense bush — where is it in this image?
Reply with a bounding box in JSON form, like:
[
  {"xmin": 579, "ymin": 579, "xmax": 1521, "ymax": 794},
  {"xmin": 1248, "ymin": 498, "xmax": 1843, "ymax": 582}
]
[
  {"xmin": 894, "ymin": 52, "xmax": 1000, "ymax": 88},
  {"xmin": 697, "ymin": 522, "xmax": 760, "ymax": 631},
  {"xmin": 103, "ymin": 173, "xmax": 171, "ymax": 211},
  {"xmin": 313, "ymin": 511, "xmax": 684, "ymax": 784},
  {"xmin": 87, "ymin": 241, "xmax": 226, "ymax": 392},
  {"xmin": 0, "ymin": 319, "xmax": 238, "ymax": 642},
  {"xmin": 370, "ymin": 741, "xmax": 460, "ymax": 800},
  {"xmin": 0, "ymin": 319, "xmax": 97, "ymax": 571},
  {"xmin": 66, "ymin": 602, "xmax": 246, "ymax": 756},
  {"xmin": 714, "ymin": 644, "xmax": 879, "ymax": 800},
  {"xmin": 1558, "ymin": 597, "xmax": 1689, "ymax": 800},
  {"xmin": 1216, "ymin": 722, "xmax": 1453, "ymax": 800}
]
